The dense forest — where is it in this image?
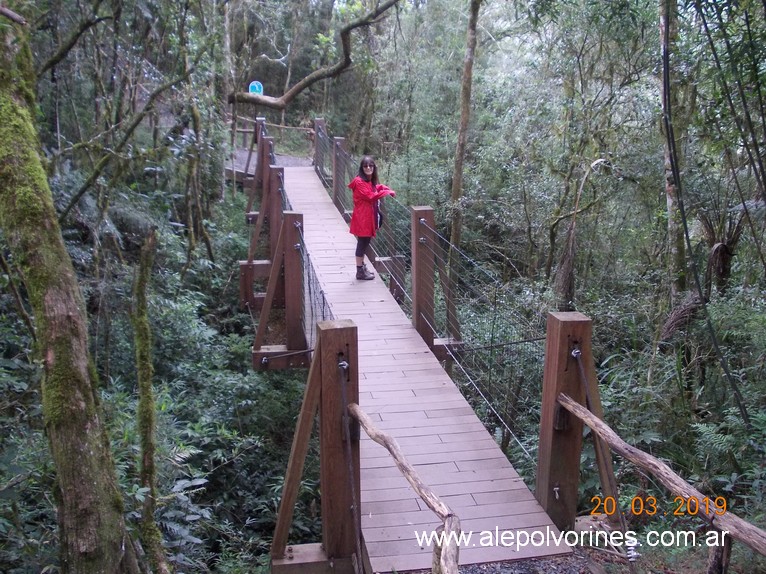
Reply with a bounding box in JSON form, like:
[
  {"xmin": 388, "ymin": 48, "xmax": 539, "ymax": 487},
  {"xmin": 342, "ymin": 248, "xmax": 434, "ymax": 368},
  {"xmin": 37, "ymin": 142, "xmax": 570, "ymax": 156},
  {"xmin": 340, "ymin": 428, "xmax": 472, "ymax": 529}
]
[{"xmin": 1, "ymin": 0, "xmax": 766, "ymax": 572}]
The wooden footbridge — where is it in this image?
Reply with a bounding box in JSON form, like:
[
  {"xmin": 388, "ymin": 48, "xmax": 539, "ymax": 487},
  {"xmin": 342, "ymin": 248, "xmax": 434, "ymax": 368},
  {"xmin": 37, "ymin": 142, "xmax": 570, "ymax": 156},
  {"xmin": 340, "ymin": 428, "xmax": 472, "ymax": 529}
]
[
  {"xmin": 228, "ymin": 117, "xmax": 766, "ymax": 574},
  {"xmin": 229, "ymin": 118, "xmax": 572, "ymax": 573}
]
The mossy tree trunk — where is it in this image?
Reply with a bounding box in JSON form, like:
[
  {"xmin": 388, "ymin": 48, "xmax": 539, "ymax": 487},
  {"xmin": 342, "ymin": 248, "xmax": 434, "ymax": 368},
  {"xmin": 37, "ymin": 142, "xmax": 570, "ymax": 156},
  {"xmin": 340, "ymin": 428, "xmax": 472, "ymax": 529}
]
[
  {"xmin": 0, "ymin": 14, "xmax": 139, "ymax": 574},
  {"xmin": 131, "ymin": 230, "xmax": 171, "ymax": 574}
]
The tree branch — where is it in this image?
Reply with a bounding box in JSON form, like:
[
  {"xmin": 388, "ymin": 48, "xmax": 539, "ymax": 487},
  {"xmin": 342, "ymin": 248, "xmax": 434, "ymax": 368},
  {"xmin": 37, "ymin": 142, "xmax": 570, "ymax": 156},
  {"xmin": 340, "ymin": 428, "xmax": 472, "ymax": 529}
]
[
  {"xmin": 230, "ymin": 0, "xmax": 400, "ymax": 110},
  {"xmin": 59, "ymin": 44, "xmax": 212, "ymax": 221},
  {"xmin": 38, "ymin": 1, "xmax": 108, "ymax": 77},
  {"xmin": 0, "ymin": 6, "xmax": 27, "ymax": 25}
]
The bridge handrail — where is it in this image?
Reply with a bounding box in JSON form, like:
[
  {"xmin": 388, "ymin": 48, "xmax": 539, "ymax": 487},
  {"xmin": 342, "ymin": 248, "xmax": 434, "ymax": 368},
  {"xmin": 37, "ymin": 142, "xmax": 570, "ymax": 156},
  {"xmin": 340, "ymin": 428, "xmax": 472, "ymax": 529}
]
[
  {"xmin": 538, "ymin": 312, "xmax": 766, "ymax": 567},
  {"xmin": 349, "ymin": 402, "xmax": 460, "ymax": 574},
  {"xmin": 310, "ymin": 119, "xmax": 547, "ymax": 461},
  {"xmin": 557, "ymin": 393, "xmax": 766, "ymax": 557},
  {"xmin": 270, "ymin": 320, "xmax": 460, "ymax": 574}
]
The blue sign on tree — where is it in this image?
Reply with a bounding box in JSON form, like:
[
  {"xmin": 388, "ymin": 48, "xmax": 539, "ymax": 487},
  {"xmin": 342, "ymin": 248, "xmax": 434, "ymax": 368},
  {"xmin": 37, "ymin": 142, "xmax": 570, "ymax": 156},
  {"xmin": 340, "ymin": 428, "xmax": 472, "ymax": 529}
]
[{"xmin": 248, "ymin": 81, "xmax": 263, "ymax": 95}]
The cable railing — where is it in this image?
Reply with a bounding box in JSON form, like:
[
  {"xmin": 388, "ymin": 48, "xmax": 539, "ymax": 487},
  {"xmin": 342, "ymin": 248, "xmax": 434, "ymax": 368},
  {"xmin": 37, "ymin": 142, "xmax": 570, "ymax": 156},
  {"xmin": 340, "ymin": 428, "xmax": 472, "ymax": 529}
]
[
  {"xmin": 311, "ymin": 122, "xmax": 548, "ymax": 464},
  {"xmin": 297, "ymin": 224, "xmax": 334, "ymax": 350},
  {"xmin": 314, "ymin": 122, "xmax": 333, "ymax": 189},
  {"xmin": 241, "ymin": 115, "xmax": 547, "ymax": 465},
  {"xmin": 411, "ymin": 217, "xmax": 545, "ymax": 463}
]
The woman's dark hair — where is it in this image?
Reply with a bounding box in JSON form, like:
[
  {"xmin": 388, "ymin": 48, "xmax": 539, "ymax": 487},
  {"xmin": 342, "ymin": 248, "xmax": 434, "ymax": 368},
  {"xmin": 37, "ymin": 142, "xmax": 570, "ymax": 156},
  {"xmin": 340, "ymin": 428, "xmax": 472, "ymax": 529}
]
[{"xmin": 357, "ymin": 155, "xmax": 379, "ymax": 186}]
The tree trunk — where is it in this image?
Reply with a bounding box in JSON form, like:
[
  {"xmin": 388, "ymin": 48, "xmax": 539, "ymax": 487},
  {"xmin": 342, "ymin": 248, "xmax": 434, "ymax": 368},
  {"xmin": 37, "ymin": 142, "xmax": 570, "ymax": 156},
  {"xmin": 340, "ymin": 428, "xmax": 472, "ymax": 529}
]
[
  {"xmin": 446, "ymin": 0, "xmax": 481, "ymax": 340},
  {"xmin": 661, "ymin": 0, "xmax": 686, "ymax": 304},
  {"xmin": 0, "ymin": 15, "xmax": 139, "ymax": 574},
  {"xmin": 131, "ymin": 230, "xmax": 171, "ymax": 574}
]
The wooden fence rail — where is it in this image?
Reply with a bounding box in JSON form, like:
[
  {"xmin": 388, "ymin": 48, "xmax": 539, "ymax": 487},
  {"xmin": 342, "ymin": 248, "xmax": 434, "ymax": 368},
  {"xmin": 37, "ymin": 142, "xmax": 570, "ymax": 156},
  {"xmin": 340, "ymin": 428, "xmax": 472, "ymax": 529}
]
[{"xmin": 536, "ymin": 312, "xmax": 766, "ymax": 574}]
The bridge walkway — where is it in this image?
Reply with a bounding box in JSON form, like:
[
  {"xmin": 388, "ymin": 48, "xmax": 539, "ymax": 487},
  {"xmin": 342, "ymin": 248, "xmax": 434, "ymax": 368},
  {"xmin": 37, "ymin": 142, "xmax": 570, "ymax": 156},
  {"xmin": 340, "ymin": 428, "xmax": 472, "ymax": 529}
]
[{"xmin": 282, "ymin": 166, "xmax": 569, "ymax": 572}]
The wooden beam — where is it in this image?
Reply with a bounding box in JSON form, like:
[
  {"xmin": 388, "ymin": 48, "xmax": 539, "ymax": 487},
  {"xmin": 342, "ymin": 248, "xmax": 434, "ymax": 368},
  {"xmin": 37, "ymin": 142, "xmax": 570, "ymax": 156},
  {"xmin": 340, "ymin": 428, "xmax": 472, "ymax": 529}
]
[
  {"xmin": 558, "ymin": 392, "xmax": 766, "ymax": 557},
  {"xmin": 269, "ymin": 166, "xmax": 283, "ymax": 259},
  {"xmin": 411, "ymin": 207, "xmax": 435, "ymax": 349},
  {"xmin": 247, "ymin": 182, "xmax": 270, "ymax": 261},
  {"xmin": 313, "ymin": 118, "xmax": 326, "ymax": 171},
  {"xmin": 283, "ymin": 212, "xmax": 307, "ymax": 352},
  {"xmin": 271, "ymin": 544, "xmax": 355, "ymax": 574},
  {"xmin": 432, "ymin": 338, "xmax": 464, "ymax": 363},
  {"xmin": 253, "ymin": 345, "xmax": 310, "ymax": 370},
  {"xmin": 253, "ymin": 222, "xmax": 285, "ymax": 350},
  {"xmin": 271, "ymin": 342, "xmax": 322, "ymax": 558},
  {"xmin": 270, "ymin": 167, "xmax": 286, "ymax": 308}
]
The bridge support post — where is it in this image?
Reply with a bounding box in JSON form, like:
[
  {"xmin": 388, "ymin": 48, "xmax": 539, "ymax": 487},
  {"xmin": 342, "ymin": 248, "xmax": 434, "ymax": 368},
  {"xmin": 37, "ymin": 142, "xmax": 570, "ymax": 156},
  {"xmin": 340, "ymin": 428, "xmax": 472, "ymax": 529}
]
[
  {"xmin": 318, "ymin": 320, "xmax": 361, "ymax": 563},
  {"xmin": 313, "ymin": 118, "xmax": 326, "ymax": 170},
  {"xmin": 536, "ymin": 312, "xmax": 590, "ymax": 531},
  {"xmin": 411, "ymin": 206, "xmax": 435, "ymax": 349},
  {"xmin": 271, "ymin": 321, "xmax": 364, "ymax": 574},
  {"xmin": 284, "ymin": 212, "xmax": 307, "ymax": 352},
  {"xmin": 254, "ymin": 117, "xmax": 267, "ymax": 186}
]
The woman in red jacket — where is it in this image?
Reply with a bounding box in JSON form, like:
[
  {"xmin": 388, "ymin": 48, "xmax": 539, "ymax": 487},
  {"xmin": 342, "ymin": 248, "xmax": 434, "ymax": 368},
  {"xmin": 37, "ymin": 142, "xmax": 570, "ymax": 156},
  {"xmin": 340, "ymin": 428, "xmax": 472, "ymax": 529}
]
[{"xmin": 348, "ymin": 156, "xmax": 396, "ymax": 280}]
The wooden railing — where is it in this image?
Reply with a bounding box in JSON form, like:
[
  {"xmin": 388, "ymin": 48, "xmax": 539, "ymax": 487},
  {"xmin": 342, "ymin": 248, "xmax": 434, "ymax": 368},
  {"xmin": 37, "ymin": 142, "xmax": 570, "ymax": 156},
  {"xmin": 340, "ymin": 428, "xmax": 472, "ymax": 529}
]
[
  {"xmin": 231, "ymin": 115, "xmax": 766, "ymax": 573},
  {"xmin": 270, "ymin": 320, "xmax": 459, "ymax": 574},
  {"xmin": 233, "ymin": 116, "xmax": 308, "ymax": 370},
  {"xmin": 536, "ymin": 312, "xmax": 766, "ymax": 573}
]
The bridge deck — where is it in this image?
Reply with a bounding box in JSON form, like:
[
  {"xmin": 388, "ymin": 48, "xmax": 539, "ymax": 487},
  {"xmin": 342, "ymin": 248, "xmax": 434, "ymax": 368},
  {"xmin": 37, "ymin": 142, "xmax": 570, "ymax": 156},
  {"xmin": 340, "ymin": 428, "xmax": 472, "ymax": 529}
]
[{"xmin": 282, "ymin": 167, "xmax": 570, "ymax": 572}]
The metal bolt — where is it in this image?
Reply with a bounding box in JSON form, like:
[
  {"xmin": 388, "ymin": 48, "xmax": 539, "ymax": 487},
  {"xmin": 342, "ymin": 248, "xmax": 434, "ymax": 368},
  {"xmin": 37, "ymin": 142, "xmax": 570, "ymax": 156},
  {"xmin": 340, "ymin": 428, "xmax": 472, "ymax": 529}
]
[{"xmin": 553, "ymin": 486, "xmax": 560, "ymax": 500}]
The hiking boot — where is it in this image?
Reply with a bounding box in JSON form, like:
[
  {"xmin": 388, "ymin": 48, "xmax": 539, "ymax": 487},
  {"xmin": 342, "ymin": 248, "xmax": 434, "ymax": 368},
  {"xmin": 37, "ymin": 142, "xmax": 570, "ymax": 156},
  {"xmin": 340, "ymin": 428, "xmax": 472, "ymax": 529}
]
[{"xmin": 356, "ymin": 264, "xmax": 374, "ymax": 280}]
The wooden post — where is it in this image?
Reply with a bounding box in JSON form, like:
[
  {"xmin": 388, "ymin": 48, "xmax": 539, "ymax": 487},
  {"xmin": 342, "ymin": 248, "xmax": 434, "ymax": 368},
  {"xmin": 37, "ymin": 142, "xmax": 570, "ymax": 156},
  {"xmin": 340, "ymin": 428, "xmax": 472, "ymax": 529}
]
[
  {"xmin": 271, "ymin": 343, "xmax": 322, "ymax": 559},
  {"xmin": 269, "ymin": 167, "xmax": 286, "ymax": 308},
  {"xmin": 254, "ymin": 117, "xmax": 266, "ymax": 190},
  {"xmin": 318, "ymin": 320, "xmax": 360, "ymax": 561},
  {"xmin": 411, "ymin": 207, "xmax": 435, "ymax": 349},
  {"xmin": 536, "ymin": 312, "xmax": 589, "ymax": 531},
  {"xmin": 283, "ymin": 212, "xmax": 307, "ymax": 351},
  {"xmin": 269, "ymin": 166, "xmax": 283, "ymax": 260},
  {"xmin": 332, "ymin": 137, "xmax": 347, "ymax": 213},
  {"xmin": 260, "ymin": 135, "xmax": 274, "ymax": 200}
]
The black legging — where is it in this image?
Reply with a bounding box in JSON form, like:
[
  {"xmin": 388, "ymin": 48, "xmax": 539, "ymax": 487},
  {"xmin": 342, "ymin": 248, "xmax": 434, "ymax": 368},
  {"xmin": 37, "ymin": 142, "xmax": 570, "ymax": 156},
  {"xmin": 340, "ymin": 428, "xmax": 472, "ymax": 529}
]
[{"xmin": 355, "ymin": 236, "xmax": 372, "ymax": 258}]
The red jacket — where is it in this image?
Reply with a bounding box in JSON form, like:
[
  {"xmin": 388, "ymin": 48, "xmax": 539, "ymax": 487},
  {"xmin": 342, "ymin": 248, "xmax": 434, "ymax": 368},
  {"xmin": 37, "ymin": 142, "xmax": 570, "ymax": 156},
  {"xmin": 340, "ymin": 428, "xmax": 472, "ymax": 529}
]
[{"xmin": 348, "ymin": 176, "xmax": 393, "ymax": 237}]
